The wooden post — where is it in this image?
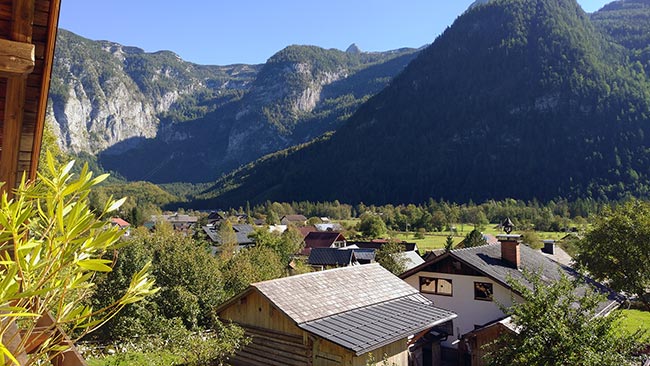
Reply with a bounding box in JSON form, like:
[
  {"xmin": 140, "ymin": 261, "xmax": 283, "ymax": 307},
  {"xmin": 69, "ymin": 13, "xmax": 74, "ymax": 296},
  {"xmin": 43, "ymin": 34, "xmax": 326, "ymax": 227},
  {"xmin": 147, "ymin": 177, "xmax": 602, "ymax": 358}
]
[{"xmin": 30, "ymin": 0, "xmax": 61, "ymax": 182}]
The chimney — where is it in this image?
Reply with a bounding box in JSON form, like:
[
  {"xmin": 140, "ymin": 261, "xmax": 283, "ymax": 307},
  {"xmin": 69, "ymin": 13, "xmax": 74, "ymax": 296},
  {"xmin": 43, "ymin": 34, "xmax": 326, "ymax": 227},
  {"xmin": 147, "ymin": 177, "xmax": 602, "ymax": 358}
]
[
  {"xmin": 497, "ymin": 234, "xmax": 521, "ymax": 269},
  {"xmin": 542, "ymin": 240, "xmax": 555, "ymax": 255}
]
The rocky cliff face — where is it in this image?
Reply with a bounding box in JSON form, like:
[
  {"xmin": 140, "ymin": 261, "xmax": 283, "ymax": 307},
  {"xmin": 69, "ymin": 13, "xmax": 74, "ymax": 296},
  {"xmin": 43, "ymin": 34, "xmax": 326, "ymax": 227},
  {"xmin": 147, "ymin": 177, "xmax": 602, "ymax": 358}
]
[
  {"xmin": 48, "ymin": 30, "xmax": 419, "ymax": 183},
  {"xmin": 48, "ymin": 30, "xmax": 259, "ymax": 154}
]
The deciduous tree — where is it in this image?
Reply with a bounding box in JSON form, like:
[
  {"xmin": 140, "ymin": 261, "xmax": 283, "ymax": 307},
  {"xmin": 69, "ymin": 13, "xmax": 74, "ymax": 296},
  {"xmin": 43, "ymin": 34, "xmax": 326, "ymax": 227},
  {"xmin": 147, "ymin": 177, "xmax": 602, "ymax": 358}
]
[
  {"xmin": 486, "ymin": 271, "xmax": 643, "ymax": 366},
  {"xmin": 358, "ymin": 213, "xmax": 388, "ymax": 238},
  {"xmin": 576, "ymin": 200, "xmax": 650, "ymax": 309}
]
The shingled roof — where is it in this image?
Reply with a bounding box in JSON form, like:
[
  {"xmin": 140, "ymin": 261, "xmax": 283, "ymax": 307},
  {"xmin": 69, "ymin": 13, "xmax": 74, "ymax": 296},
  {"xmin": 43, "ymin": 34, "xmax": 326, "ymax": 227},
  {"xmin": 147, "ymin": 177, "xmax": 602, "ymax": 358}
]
[
  {"xmin": 224, "ymin": 264, "xmax": 456, "ymax": 355},
  {"xmin": 203, "ymin": 223, "xmax": 255, "ymax": 245}
]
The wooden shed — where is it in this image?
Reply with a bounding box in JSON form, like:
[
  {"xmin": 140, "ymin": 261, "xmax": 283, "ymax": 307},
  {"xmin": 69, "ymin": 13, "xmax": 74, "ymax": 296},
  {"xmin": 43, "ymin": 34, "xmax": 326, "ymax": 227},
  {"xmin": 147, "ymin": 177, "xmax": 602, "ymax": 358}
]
[
  {"xmin": 0, "ymin": 0, "xmax": 60, "ymax": 194},
  {"xmin": 217, "ymin": 264, "xmax": 457, "ymax": 366}
]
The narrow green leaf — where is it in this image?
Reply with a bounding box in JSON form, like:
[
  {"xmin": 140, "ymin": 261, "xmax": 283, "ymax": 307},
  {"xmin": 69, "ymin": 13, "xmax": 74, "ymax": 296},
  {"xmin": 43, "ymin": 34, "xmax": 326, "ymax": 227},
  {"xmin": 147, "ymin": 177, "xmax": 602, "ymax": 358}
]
[
  {"xmin": 77, "ymin": 259, "xmax": 113, "ymax": 272},
  {"xmin": 106, "ymin": 197, "xmax": 127, "ymax": 213}
]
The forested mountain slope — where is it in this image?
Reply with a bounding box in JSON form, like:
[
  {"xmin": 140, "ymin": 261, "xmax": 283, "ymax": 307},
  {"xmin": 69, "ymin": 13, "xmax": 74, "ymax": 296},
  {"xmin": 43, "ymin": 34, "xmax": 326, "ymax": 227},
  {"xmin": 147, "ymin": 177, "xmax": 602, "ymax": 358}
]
[
  {"xmin": 192, "ymin": 0, "xmax": 650, "ymax": 207},
  {"xmin": 46, "ymin": 30, "xmax": 419, "ymax": 183}
]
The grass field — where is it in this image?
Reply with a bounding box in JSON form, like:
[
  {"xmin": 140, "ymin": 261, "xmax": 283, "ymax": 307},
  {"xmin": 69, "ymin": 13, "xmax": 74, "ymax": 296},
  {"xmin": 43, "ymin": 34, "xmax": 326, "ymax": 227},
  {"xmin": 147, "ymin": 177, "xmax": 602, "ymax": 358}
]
[
  {"xmin": 394, "ymin": 226, "xmax": 569, "ymax": 253},
  {"xmin": 337, "ymin": 218, "xmax": 571, "ymax": 253},
  {"xmin": 617, "ymin": 309, "xmax": 650, "ymax": 342}
]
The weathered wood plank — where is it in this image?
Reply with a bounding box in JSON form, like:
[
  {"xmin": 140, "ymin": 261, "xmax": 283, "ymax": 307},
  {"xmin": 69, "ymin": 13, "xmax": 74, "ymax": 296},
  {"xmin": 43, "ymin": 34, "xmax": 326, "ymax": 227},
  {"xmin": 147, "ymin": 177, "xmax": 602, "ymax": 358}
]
[
  {"xmin": 245, "ymin": 338, "xmax": 310, "ymax": 357},
  {"xmin": 232, "ymin": 350, "xmax": 302, "ymax": 366},
  {"xmin": 0, "ymin": 37, "xmax": 34, "ymax": 76},
  {"xmin": 243, "ymin": 324, "xmax": 305, "ymax": 344},
  {"xmin": 0, "ymin": 77, "xmax": 27, "ymax": 191},
  {"xmin": 244, "ymin": 345, "xmax": 309, "ymax": 365},
  {"xmin": 11, "ymin": 0, "xmax": 33, "ymax": 42}
]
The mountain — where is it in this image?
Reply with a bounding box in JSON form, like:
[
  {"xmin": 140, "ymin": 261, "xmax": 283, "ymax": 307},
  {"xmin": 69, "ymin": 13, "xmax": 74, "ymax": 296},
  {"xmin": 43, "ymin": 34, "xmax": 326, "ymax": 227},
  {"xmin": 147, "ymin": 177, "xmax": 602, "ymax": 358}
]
[
  {"xmin": 46, "ymin": 30, "xmax": 419, "ymax": 183},
  {"xmin": 591, "ymin": 0, "xmax": 650, "ymax": 51},
  {"xmin": 98, "ymin": 45, "xmax": 419, "ymax": 182},
  {"xmin": 192, "ymin": 0, "xmax": 650, "ymax": 207},
  {"xmin": 48, "ymin": 29, "xmax": 259, "ymax": 154}
]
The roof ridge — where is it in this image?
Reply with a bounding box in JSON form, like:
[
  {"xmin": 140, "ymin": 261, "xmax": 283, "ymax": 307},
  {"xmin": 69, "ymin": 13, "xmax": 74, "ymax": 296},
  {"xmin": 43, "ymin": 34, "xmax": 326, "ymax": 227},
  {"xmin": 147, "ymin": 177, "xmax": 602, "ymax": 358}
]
[
  {"xmin": 452, "ymin": 242, "xmax": 496, "ymax": 252},
  {"xmin": 252, "ymin": 262, "xmax": 382, "ymax": 286}
]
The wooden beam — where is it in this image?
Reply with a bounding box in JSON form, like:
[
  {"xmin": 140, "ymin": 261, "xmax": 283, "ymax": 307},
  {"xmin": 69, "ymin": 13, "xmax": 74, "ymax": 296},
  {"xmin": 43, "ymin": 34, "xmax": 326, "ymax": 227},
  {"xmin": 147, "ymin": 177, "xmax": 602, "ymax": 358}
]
[
  {"xmin": 30, "ymin": 0, "xmax": 61, "ymax": 181},
  {"xmin": 11, "ymin": 0, "xmax": 35, "ymax": 43},
  {"xmin": 0, "ymin": 38, "xmax": 35, "ymax": 77}
]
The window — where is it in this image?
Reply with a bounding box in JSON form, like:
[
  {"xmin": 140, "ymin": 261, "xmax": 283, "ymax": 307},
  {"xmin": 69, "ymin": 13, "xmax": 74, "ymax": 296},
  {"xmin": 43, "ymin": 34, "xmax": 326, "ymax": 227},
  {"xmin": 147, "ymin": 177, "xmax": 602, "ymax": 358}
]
[
  {"xmin": 474, "ymin": 282, "xmax": 493, "ymax": 301},
  {"xmin": 420, "ymin": 277, "xmax": 453, "ymax": 296}
]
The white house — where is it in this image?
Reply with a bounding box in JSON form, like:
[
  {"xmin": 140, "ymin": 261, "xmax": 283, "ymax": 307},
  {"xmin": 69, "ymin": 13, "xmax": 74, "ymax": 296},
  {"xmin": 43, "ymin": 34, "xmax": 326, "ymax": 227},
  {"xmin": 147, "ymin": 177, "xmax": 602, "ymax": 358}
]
[{"xmin": 400, "ymin": 235, "xmax": 622, "ymax": 366}]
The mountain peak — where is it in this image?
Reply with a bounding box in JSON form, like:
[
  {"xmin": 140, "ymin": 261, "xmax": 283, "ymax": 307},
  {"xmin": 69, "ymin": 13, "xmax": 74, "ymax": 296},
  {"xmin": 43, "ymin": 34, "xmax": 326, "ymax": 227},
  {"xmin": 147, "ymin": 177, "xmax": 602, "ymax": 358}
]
[
  {"xmin": 468, "ymin": 0, "xmax": 493, "ymax": 10},
  {"xmin": 346, "ymin": 43, "xmax": 361, "ymax": 54}
]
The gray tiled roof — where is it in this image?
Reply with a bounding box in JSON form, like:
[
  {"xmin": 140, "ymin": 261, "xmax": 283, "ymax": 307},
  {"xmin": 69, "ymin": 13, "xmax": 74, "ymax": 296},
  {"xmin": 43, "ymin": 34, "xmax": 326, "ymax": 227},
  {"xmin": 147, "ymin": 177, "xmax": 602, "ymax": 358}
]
[
  {"xmin": 302, "ymin": 294, "xmax": 456, "ymax": 355},
  {"xmin": 392, "ymin": 251, "xmax": 425, "ymax": 271},
  {"xmin": 308, "ymin": 248, "xmax": 355, "ymax": 266},
  {"xmin": 232, "ymin": 224, "xmax": 255, "ymax": 245},
  {"xmin": 451, "ymin": 244, "xmax": 568, "ymax": 289},
  {"xmin": 202, "ymin": 224, "xmax": 255, "ymax": 245},
  {"xmin": 449, "ymin": 244, "xmax": 622, "ymax": 313},
  {"xmin": 252, "ymin": 264, "xmax": 456, "ymax": 355},
  {"xmin": 254, "ymin": 264, "xmax": 431, "ymax": 323}
]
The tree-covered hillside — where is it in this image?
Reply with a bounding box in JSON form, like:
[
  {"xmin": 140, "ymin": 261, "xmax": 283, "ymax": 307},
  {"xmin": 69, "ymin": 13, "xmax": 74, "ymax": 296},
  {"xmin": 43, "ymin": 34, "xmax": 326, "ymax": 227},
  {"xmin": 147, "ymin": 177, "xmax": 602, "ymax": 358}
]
[
  {"xmin": 98, "ymin": 44, "xmax": 419, "ymax": 182},
  {"xmin": 193, "ymin": 0, "xmax": 650, "ymax": 207},
  {"xmin": 591, "ymin": 0, "xmax": 650, "ymax": 73}
]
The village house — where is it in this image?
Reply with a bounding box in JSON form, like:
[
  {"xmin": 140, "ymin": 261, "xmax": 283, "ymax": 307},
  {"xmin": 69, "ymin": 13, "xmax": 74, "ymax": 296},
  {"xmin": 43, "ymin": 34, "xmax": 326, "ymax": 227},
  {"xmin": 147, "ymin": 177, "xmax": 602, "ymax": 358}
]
[
  {"xmin": 207, "ymin": 211, "xmax": 227, "ymax": 225},
  {"xmin": 393, "ymin": 250, "xmax": 425, "ymax": 272},
  {"xmin": 146, "ymin": 212, "xmax": 199, "ymax": 231},
  {"xmin": 217, "ymin": 264, "xmax": 457, "ymax": 366},
  {"xmin": 301, "ymin": 231, "xmax": 347, "ymax": 255},
  {"xmin": 110, "ymin": 217, "xmax": 131, "ymax": 237},
  {"xmin": 281, "ymin": 214, "xmax": 308, "ymax": 226},
  {"xmin": 314, "ymin": 222, "xmax": 344, "ymax": 232},
  {"xmin": 203, "ymin": 223, "xmax": 256, "ymax": 251},
  {"xmin": 400, "ymin": 234, "xmax": 622, "ymax": 366}
]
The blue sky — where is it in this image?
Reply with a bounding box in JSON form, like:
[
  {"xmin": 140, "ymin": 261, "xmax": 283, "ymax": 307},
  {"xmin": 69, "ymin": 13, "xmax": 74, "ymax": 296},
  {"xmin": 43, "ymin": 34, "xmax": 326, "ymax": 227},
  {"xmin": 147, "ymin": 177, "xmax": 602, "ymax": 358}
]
[{"xmin": 58, "ymin": 0, "xmax": 613, "ymax": 66}]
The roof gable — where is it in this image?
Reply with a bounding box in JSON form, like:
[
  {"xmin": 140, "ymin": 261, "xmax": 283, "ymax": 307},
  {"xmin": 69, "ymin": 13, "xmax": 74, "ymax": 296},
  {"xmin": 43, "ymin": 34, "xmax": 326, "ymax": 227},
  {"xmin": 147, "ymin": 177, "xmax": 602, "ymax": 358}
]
[
  {"xmin": 304, "ymin": 231, "xmax": 345, "ymax": 248},
  {"xmin": 110, "ymin": 217, "xmax": 130, "ymax": 228}
]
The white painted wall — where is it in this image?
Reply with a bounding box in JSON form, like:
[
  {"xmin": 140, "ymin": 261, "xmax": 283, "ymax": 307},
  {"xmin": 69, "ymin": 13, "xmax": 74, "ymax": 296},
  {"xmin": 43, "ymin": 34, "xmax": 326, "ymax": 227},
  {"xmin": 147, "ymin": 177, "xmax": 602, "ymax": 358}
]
[{"xmin": 403, "ymin": 271, "xmax": 523, "ymax": 348}]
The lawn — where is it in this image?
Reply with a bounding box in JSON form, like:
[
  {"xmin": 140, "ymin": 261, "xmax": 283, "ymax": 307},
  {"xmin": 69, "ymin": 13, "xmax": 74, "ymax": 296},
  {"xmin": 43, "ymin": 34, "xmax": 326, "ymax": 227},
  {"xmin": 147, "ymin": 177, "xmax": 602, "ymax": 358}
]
[
  {"xmin": 394, "ymin": 226, "xmax": 569, "ymax": 253},
  {"xmin": 336, "ymin": 219, "xmax": 570, "ymax": 253},
  {"xmin": 617, "ymin": 309, "xmax": 650, "ymax": 342}
]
